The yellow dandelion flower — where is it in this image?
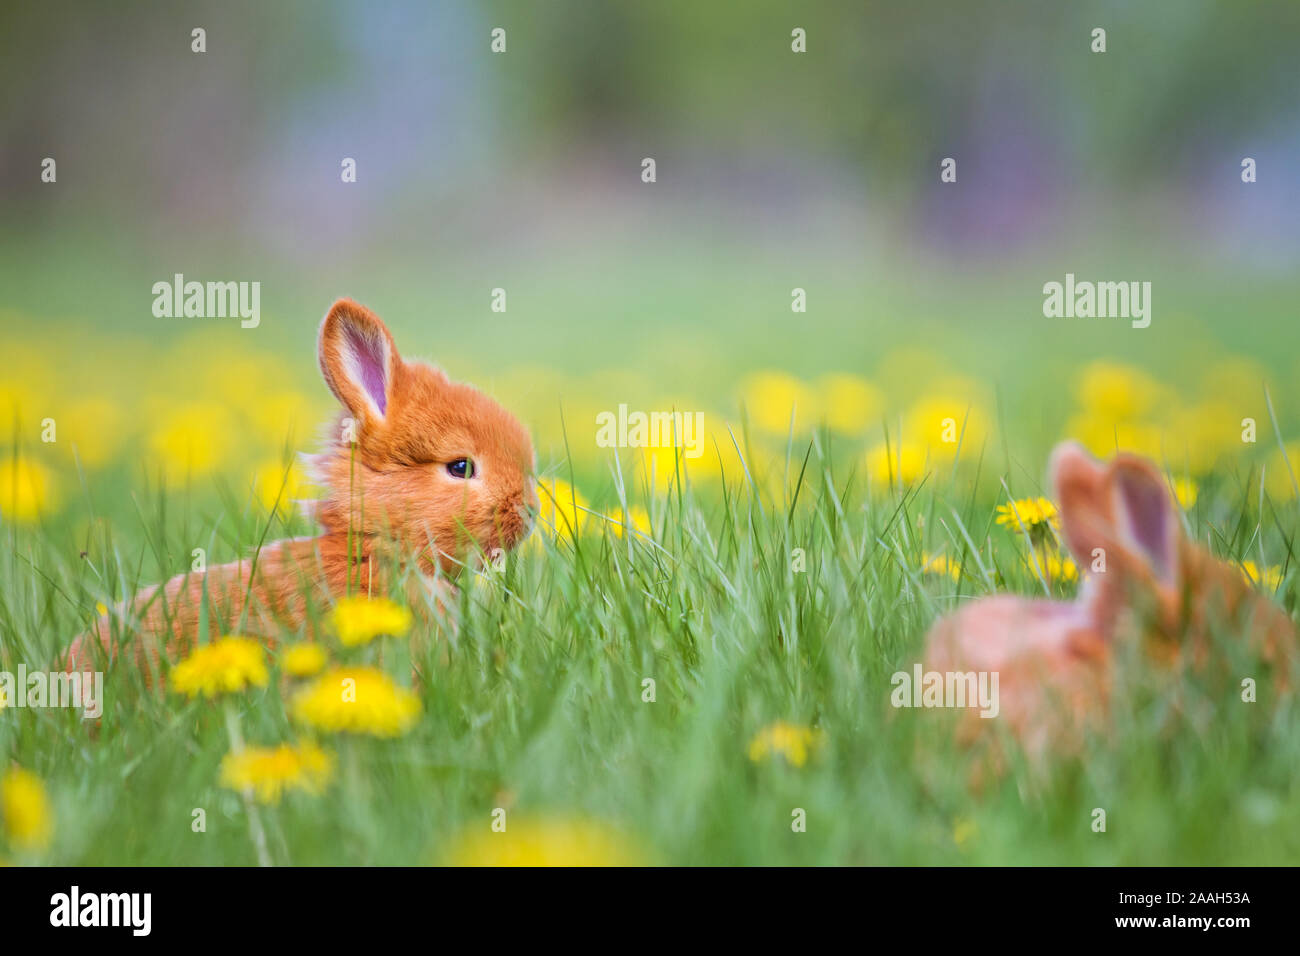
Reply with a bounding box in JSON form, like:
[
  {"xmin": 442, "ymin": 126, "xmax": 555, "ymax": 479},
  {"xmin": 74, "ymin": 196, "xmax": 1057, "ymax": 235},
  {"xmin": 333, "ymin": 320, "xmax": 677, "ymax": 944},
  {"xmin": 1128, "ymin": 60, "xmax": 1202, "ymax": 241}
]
[
  {"xmin": 608, "ymin": 505, "xmax": 652, "ymax": 539},
  {"xmin": 281, "ymin": 643, "xmax": 327, "ymax": 678},
  {"xmin": 146, "ymin": 400, "xmax": 239, "ymax": 482},
  {"xmin": 1171, "ymin": 477, "xmax": 1198, "ymax": 510},
  {"xmin": 445, "ymin": 817, "xmax": 645, "ymax": 867},
  {"xmin": 995, "ymin": 497, "xmax": 1060, "ymax": 533},
  {"xmin": 0, "ymin": 456, "xmax": 58, "ymax": 524},
  {"xmin": 1051, "ymin": 554, "xmax": 1078, "ymax": 583},
  {"xmin": 1165, "ymin": 402, "xmax": 1240, "ymax": 473},
  {"xmin": 170, "ymin": 636, "xmax": 269, "ymax": 698},
  {"xmin": 638, "ymin": 442, "xmax": 689, "ymax": 488},
  {"xmin": 536, "ymin": 477, "xmax": 589, "ymax": 539},
  {"xmin": 1240, "ymin": 561, "xmax": 1284, "ymax": 593},
  {"xmin": 1030, "ymin": 551, "xmax": 1078, "ymax": 584},
  {"xmin": 0, "ymin": 375, "xmax": 47, "ymax": 421},
  {"xmin": 252, "ymin": 458, "xmax": 314, "ymax": 515},
  {"xmin": 0, "ymin": 335, "xmax": 55, "ymax": 417},
  {"xmin": 739, "ymin": 371, "xmax": 818, "ymax": 435},
  {"xmin": 329, "ymin": 595, "xmax": 413, "ymax": 647},
  {"xmin": 747, "ymin": 721, "xmax": 825, "ymax": 768},
  {"xmin": 662, "ymin": 419, "xmax": 749, "ymax": 487},
  {"xmin": 176, "ymin": 337, "xmax": 288, "ymax": 401},
  {"xmin": 906, "ymin": 385, "xmax": 991, "ymax": 462},
  {"xmin": 866, "ymin": 441, "xmax": 926, "ymax": 487},
  {"xmin": 1, "ymin": 768, "xmax": 53, "ymax": 851},
  {"xmin": 1075, "ymin": 361, "xmax": 1166, "ymax": 422},
  {"xmin": 1065, "ymin": 413, "xmax": 1165, "ymax": 462},
  {"xmin": 246, "ymin": 390, "xmax": 320, "ymax": 447},
  {"xmin": 816, "ymin": 373, "xmax": 882, "ymax": 435},
  {"xmin": 219, "ymin": 741, "xmax": 334, "ymax": 805},
  {"xmin": 641, "ymin": 435, "xmax": 726, "ymax": 489},
  {"xmin": 921, "ymin": 552, "xmax": 962, "ymax": 582},
  {"xmin": 1264, "ymin": 442, "xmax": 1300, "ymax": 502},
  {"xmin": 291, "ymin": 666, "xmax": 421, "ymax": 737}
]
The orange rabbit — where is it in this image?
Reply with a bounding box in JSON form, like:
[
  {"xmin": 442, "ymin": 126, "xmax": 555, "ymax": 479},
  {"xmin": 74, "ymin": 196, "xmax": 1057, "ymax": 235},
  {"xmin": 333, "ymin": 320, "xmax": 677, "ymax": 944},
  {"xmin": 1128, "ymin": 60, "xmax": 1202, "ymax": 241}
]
[
  {"xmin": 922, "ymin": 441, "xmax": 1295, "ymax": 766},
  {"xmin": 66, "ymin": 298, "xmax": 538, "ymax": 676}
]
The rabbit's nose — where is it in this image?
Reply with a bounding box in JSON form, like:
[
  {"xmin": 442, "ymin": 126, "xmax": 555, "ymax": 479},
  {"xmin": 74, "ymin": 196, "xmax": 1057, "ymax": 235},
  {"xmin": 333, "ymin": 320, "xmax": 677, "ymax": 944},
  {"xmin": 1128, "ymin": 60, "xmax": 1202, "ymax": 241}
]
[
  {"xmin": 494, "ymin": 492, "xmax": 535, "ymax": 545},
  {"xmin": 498, "ymin": 488, "xmax": 532, "ymax": 517}
]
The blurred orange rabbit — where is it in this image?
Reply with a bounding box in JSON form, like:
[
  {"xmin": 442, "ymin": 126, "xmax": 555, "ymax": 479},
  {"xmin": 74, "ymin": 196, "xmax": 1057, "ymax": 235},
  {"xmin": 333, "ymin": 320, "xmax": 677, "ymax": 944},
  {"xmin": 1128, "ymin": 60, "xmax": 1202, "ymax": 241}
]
[{"xmin": 924, "ymin": 441, "xmax": 1296, "ymax": 769}]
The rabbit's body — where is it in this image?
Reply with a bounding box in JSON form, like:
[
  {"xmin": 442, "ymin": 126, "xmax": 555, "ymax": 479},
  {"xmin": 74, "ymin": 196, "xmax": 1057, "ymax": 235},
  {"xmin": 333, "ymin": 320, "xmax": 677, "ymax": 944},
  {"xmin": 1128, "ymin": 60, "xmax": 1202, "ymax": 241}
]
[
  {"xmin": 68, "ymin": 535, "xmax": 421, "ymax": 675},
  {"xmin": 922, "ymin": 442, "xmax": 1295, "ymax": 766},
  {"xmin": 925, "ymin": 593, "xmax": 1109, "ymax": 757},
  {"xmin": 66, "ymin": 299, "xmax": 536, "ymax": 676}
]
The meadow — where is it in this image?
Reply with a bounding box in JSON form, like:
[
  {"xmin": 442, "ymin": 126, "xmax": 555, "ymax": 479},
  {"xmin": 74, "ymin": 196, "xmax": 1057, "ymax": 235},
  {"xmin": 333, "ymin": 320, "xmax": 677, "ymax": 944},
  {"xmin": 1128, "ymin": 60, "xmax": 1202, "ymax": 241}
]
[{"xmin": 1, "ymin": 242, "xmax": 1299, "ymax": 866}]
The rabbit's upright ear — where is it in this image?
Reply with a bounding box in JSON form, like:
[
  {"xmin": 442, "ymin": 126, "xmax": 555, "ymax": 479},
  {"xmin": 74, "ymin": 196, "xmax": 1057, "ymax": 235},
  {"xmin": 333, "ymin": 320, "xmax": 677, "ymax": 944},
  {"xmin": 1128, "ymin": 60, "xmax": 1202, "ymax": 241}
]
[
  {"xmin": 1108, "ymin": 454, "xmax": 1180, "ymax": 589},
  {"xmin": 1053, "ymin": 442, "xmax": 1181, "ymax": 589},
  {"xmin": 318, "ymin": 299, "xmax": 401, "ymax": 424},
  {"xmin": 1051, "ymin": 441, "xmax": 1112, "ymax": 567}
]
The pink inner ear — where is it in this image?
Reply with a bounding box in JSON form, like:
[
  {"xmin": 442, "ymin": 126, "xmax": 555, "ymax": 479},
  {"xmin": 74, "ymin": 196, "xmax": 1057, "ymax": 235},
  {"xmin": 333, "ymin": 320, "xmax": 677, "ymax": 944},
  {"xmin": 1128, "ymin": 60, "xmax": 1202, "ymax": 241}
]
[
  {"xmin": 1115, "ymin": 469, "xmax": 1172, "ymax": 579},
  {"xmin": 344, "ymin": 323, "xmax": 388, "ymax": 415}
]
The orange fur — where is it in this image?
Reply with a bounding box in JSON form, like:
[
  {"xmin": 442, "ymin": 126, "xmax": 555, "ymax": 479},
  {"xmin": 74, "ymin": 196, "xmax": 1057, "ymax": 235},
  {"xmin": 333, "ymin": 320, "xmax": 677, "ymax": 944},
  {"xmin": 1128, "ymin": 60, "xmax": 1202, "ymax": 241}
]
[
  {"xmin": 923, "ymin": 441, "xmax": 1296, "ymax": 768},
  {"xmin": 66, "ymin": 298, "xmax": 537, "ymax": 677}
]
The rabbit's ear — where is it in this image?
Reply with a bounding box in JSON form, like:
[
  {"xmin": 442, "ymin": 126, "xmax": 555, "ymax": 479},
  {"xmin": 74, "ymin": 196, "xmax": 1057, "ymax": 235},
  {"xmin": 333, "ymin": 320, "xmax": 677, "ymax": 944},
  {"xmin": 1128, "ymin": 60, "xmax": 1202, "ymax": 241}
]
[
  {"xmin": 1050, "ymin": 441, "xmax": 1112, "ymax": 566},
  {"xmin": 1108, "ymin": 455, "xmax": 1180, "ymax": 588},
  {"xmin": 1053, "ymin": 442, "xmax": 1181, "ymax": 589},
  {"xmin": 318, "ymin": 299, "xmax": 401, "ymax": 423}
]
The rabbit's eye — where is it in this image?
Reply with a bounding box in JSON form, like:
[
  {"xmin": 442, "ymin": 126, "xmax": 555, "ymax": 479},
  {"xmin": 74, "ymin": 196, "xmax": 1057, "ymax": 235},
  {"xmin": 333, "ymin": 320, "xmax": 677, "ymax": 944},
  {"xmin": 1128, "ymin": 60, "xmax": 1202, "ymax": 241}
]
[{"xmin": 446, "ymin": 458, "xmax": 475, "ymax": 479}]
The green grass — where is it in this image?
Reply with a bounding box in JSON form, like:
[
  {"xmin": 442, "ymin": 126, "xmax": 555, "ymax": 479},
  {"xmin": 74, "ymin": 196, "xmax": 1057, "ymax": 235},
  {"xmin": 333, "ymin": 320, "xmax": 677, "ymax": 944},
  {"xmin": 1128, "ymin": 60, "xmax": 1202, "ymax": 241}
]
[{"xmin": 2, "ymin": 430, "xmax": 1298, "ymax": 866}]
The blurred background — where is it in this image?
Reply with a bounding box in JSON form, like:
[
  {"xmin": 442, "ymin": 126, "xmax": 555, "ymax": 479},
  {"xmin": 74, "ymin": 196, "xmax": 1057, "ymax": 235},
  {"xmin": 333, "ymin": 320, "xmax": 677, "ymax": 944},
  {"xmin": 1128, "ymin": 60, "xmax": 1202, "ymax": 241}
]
[{"xmin": 3, "ymin": 0, "xmax": 1300, "ymax": 530}]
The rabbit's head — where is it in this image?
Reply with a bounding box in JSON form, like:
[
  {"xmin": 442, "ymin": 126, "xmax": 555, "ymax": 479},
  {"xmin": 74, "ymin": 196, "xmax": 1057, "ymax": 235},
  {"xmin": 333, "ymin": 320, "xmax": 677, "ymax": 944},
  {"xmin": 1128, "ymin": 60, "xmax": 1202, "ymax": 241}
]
[
  {"xmin": 310, "ymin": 298, "xmax": 537, "ymax": 574},
  {"xmin": 1051, "ymin": 441, "xmax": 1294, "ymax": 671}
]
